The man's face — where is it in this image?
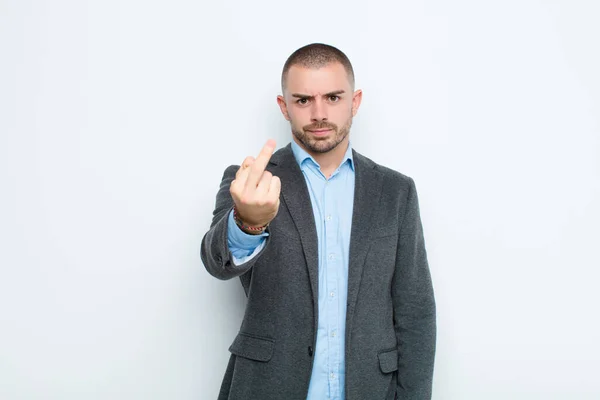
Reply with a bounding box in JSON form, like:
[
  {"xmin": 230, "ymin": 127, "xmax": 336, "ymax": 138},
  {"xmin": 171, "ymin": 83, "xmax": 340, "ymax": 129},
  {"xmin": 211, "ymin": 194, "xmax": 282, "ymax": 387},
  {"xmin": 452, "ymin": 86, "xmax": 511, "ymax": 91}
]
[{"xmin": 277, "ymin": 62, "xmax": 362, "ymax": 155}]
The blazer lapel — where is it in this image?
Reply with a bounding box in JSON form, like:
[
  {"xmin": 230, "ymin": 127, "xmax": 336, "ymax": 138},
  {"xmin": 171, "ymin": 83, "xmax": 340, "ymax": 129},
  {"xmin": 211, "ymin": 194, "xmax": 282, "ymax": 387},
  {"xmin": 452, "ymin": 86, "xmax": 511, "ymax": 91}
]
[
  {"xmin": 268, "ymin": 144, "xmax": 319, "ymax": 324},
  {"xmin": 345, "ymin": 150, "xmax": 383, "ymax": 335}
]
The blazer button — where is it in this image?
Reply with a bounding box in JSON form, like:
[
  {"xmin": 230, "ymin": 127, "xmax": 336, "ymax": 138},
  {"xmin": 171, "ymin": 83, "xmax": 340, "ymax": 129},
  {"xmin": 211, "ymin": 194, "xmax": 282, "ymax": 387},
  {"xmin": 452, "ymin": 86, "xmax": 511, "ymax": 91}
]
[{"xmin": 308, "ymin": 346, "xmax": 313, "ymax": 357}]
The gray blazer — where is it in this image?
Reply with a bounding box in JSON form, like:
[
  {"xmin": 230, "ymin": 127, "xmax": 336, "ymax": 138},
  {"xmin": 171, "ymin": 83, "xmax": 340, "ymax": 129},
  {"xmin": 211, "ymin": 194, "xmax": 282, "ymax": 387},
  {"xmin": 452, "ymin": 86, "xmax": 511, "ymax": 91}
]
[{"xmin": 201, "ymin": 143, "xmax": 436, "ymax": 400}]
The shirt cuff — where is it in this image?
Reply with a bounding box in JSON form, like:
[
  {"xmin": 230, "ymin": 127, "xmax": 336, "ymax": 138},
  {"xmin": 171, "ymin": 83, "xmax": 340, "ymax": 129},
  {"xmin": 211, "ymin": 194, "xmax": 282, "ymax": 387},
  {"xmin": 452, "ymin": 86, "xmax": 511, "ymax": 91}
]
[{"xmin": 227, "ymin": 209, "xmax": 268, "ymax": 263}]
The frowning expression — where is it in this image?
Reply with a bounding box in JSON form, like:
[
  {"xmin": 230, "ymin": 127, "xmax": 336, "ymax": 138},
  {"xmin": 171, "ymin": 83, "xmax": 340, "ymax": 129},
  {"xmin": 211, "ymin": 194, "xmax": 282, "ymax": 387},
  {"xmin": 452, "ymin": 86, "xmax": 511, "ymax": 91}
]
[{"xmin": 277, "ymin": 62, "xmax": 362, "ymax": 155}]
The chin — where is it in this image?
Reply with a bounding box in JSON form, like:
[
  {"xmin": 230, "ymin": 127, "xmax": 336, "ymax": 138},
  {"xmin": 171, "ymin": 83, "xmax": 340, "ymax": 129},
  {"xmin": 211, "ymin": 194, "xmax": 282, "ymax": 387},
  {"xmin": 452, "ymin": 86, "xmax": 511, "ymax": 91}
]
[{"xmin": 309, "ymin": 139, "xmax": 341, "ymax": 154}]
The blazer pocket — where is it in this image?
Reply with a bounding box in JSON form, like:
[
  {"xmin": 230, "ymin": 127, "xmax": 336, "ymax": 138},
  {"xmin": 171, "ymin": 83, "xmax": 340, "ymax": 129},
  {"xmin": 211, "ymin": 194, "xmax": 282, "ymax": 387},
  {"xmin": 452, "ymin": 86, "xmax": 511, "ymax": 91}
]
[
  {"xmin": 228, "ymin": 332, "xmax": 274, "ymax": 362},
  {"xmin": 378, "ymin": 348, "xmax": 399, "ymax": 374},
  {"xmin": 370, "ymin": 224, "xmax": 398, "ymax": 239}
]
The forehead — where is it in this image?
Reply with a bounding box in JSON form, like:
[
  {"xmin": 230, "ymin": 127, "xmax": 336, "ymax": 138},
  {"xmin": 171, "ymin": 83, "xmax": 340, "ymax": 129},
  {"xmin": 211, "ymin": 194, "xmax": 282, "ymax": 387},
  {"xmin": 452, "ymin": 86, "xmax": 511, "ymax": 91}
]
[{"xmin": 285, "ymin": 63, "xmax": 351, "ymax": 95}]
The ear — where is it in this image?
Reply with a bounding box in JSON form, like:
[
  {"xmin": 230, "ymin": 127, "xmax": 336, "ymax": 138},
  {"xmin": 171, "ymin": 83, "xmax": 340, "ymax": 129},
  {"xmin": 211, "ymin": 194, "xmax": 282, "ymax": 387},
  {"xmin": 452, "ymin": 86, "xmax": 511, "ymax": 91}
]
[
  {"xmin": 351, "ymin": 89, "xmax": 363, "ymax": 117},
  {"xmin": 277, "ymin": 95, "xmax": 291, "ymax": 121}
]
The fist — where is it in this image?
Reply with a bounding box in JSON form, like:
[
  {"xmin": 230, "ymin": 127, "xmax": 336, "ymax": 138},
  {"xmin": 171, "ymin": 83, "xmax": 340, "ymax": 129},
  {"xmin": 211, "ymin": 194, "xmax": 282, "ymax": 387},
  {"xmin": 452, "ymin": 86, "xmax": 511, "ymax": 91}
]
[{"xmin": 230, "ymin": 139, "xmax": 281, "ymax": 228}]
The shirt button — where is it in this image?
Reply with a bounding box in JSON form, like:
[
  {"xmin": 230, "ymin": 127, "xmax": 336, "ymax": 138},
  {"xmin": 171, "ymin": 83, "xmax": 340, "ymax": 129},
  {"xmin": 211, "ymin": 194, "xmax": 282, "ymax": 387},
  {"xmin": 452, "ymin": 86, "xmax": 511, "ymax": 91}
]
[
  {"xmin": 330, "ymin": 373, "xmax": 335, "ymax": 380},
  {"xmin": 328, "ymin": 254, "xmax": 335, "ymax": 261},
  {"xmin": 330, "ymin": 291, "xmax": 335, "ymax": 297},
  {"xmin": 326, "ymin": 215, "xmax": 332, "ymax": 221},
  {"xmin": 331, "ymin": 331, "xmax": 336, "ymax": 337}
]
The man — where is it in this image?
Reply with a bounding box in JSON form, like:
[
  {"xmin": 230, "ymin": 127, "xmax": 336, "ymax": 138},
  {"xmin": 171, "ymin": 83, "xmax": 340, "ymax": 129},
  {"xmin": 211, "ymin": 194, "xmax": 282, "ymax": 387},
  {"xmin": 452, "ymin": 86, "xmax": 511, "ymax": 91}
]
[{"xmin": 201, "ymin": 43, "xmax": 436, "ymax": 400}]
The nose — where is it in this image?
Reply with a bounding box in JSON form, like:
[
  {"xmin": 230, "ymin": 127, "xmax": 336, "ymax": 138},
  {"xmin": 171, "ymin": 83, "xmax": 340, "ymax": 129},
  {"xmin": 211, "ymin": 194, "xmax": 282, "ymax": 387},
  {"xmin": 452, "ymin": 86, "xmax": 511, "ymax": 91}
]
[{"xmin": 310, "ymin": 98, "xmax": 328, "ymax": 122}]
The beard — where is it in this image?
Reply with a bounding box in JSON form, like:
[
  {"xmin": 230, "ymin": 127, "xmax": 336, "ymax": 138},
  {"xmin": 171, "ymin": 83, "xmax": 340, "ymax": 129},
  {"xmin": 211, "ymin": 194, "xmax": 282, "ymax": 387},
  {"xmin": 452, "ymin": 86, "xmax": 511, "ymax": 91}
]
[{"xmin": 291, "ymin": 116, "xmax": 353, "ymax": 154}]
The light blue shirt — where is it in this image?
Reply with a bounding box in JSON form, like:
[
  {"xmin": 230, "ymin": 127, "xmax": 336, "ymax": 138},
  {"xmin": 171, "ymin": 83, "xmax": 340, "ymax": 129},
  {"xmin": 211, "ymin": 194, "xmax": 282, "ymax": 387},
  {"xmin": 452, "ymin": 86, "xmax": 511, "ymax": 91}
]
[
  {"xmin": 226, "ymin": 212, "xmax": 268, "ymax": 264},
  {"xmin": 227, "ymin": 140, "xmax": 355, "ymax": 400}
]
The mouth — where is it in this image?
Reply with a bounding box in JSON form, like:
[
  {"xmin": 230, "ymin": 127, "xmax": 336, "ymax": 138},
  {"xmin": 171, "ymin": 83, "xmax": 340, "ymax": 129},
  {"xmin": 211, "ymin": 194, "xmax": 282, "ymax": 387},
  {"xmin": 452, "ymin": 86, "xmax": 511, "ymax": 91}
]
[{"xmin": 307, "ymin": 129, "xmax": 332, "ymax": 136}]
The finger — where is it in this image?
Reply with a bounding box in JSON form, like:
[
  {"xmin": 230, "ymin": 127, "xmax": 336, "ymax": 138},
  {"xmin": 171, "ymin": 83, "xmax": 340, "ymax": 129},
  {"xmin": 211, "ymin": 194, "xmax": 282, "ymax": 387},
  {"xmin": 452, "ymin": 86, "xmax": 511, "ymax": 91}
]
[
  {"xmin": 255, "ymin": 171, "xmax": 272, "ymax": 198},
  {"xmin": 230, "ymin": 179, "xmax": 242, "ymax": 199},
  {"xmin": 236, "ymin": 156, "xmax": 255, "ymax": 180},
  {"xmin": 267, "ymin": 175, "xmax": 281, "ymax": 201},
  {"xmin": 241, "ymin": 156, "xmax": 255, "ymax": 169},
  {"xmin": 246, "ymin": 139, "xmax": 276, "ymax": 188}
]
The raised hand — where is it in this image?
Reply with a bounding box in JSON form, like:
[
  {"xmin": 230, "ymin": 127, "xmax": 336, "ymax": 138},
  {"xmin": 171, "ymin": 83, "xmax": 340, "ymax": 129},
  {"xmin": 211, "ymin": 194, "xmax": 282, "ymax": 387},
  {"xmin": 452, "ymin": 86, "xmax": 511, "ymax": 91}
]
[{"xmin": 229, "ymin": 139, "xmax": 281, "ymax": 229}]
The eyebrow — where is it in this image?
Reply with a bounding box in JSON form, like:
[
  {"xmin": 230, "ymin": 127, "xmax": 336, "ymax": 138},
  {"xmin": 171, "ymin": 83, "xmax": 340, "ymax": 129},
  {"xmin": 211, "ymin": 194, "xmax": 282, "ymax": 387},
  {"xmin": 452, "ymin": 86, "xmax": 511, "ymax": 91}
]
[{"xmin": 291, "ymin": 90, "xmax": 346, "ymax": 99}]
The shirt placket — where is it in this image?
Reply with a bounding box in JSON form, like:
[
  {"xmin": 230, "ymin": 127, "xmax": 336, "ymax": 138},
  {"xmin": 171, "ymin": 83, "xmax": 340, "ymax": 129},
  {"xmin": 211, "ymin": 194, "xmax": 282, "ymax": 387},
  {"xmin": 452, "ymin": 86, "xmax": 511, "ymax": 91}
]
[{"xmin": 324, "ymin": 176, "xmax": 341, "ymax": 399}]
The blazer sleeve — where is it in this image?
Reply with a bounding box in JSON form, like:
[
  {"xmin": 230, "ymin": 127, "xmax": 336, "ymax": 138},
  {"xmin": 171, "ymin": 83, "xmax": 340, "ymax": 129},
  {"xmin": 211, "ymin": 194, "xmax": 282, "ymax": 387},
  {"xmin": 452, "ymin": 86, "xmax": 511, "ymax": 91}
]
[
  {"xmin": 200, "ymin": 165, "xmax": 271, "ymax": 280},
  {"xmin": 392, "ymin": 177, "xmax": 436, "ymax": 399}
]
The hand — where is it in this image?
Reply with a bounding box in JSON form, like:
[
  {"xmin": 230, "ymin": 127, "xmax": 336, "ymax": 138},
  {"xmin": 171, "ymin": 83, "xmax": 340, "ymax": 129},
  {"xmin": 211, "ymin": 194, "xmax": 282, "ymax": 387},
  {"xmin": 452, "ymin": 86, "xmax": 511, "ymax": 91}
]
[{"xmin": 230, "ymin": 139, "xmax": 281, "ymax": 228}]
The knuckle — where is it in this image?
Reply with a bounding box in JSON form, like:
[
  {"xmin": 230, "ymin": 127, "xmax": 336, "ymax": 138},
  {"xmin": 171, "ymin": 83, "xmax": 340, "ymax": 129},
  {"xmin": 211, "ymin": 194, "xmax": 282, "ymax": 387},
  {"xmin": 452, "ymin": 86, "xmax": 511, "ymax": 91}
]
[
  {"xmin": 242, "ymin": 157, "xmax": 255, "ymax": 168},
  {"xmin": 256, "ymin": 198, "xmax": 267, "ymax": 207},
  {"xmin": 265, "ymin": 198, "xmax": 276, "ymax": 207}
]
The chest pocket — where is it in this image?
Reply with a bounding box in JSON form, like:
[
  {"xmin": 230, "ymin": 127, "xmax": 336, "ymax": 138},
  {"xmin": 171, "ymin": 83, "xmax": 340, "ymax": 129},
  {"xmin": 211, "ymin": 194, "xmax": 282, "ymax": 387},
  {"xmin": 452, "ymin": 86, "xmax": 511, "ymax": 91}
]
[{"xmin": 370, "ymin": 224, "xmax": 398, "ymax": 240}]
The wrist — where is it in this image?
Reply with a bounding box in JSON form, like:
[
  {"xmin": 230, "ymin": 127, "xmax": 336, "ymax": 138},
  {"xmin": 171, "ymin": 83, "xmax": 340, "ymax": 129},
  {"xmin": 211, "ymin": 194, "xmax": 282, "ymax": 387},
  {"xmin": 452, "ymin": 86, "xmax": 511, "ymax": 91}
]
[{"xmin": 233, "ymin": 206, "xmax": 268, "ymax": 235}]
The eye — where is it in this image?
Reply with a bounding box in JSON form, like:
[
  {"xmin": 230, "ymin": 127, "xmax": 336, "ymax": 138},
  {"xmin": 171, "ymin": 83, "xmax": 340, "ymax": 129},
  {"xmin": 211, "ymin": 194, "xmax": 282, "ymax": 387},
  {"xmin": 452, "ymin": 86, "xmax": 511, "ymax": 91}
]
[
  {"xmin": 329, "ymin": 95, "xmax": 340, "ymax": 102},
  {"xmin": 296, "ymin": 98, "xmax": 309, "ymax": 105}
]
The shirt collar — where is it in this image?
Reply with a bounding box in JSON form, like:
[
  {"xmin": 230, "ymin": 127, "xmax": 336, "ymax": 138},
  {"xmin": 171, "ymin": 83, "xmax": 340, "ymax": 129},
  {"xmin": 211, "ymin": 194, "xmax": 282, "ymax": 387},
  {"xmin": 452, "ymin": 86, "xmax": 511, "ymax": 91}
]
[{"xmin": 290, "ymin": 139, "xmax": 355, "ymax": 172}]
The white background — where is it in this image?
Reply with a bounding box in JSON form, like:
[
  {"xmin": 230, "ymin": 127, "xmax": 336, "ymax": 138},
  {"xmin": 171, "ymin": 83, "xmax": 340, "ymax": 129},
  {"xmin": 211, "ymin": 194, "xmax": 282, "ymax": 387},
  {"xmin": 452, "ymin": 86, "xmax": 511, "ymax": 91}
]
[{"xmin": 1, "ymin": 0, "xmax": 599, "ymax": 399}]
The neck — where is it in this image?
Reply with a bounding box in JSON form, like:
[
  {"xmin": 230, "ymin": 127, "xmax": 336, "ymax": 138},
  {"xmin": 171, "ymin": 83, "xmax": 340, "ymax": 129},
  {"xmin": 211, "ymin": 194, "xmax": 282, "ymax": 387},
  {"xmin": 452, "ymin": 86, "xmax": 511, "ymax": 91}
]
[{"xmin": 293, "ymin": 136, "xmax": 350, "ymax": 179}]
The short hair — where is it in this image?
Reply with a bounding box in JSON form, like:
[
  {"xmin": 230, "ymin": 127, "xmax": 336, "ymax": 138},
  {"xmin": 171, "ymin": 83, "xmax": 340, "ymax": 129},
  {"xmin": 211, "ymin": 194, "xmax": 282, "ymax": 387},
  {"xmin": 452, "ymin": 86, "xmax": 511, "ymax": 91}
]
[{"xmin": 281, "ymin": 43, "xmax": 355, "ymax": 93}]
